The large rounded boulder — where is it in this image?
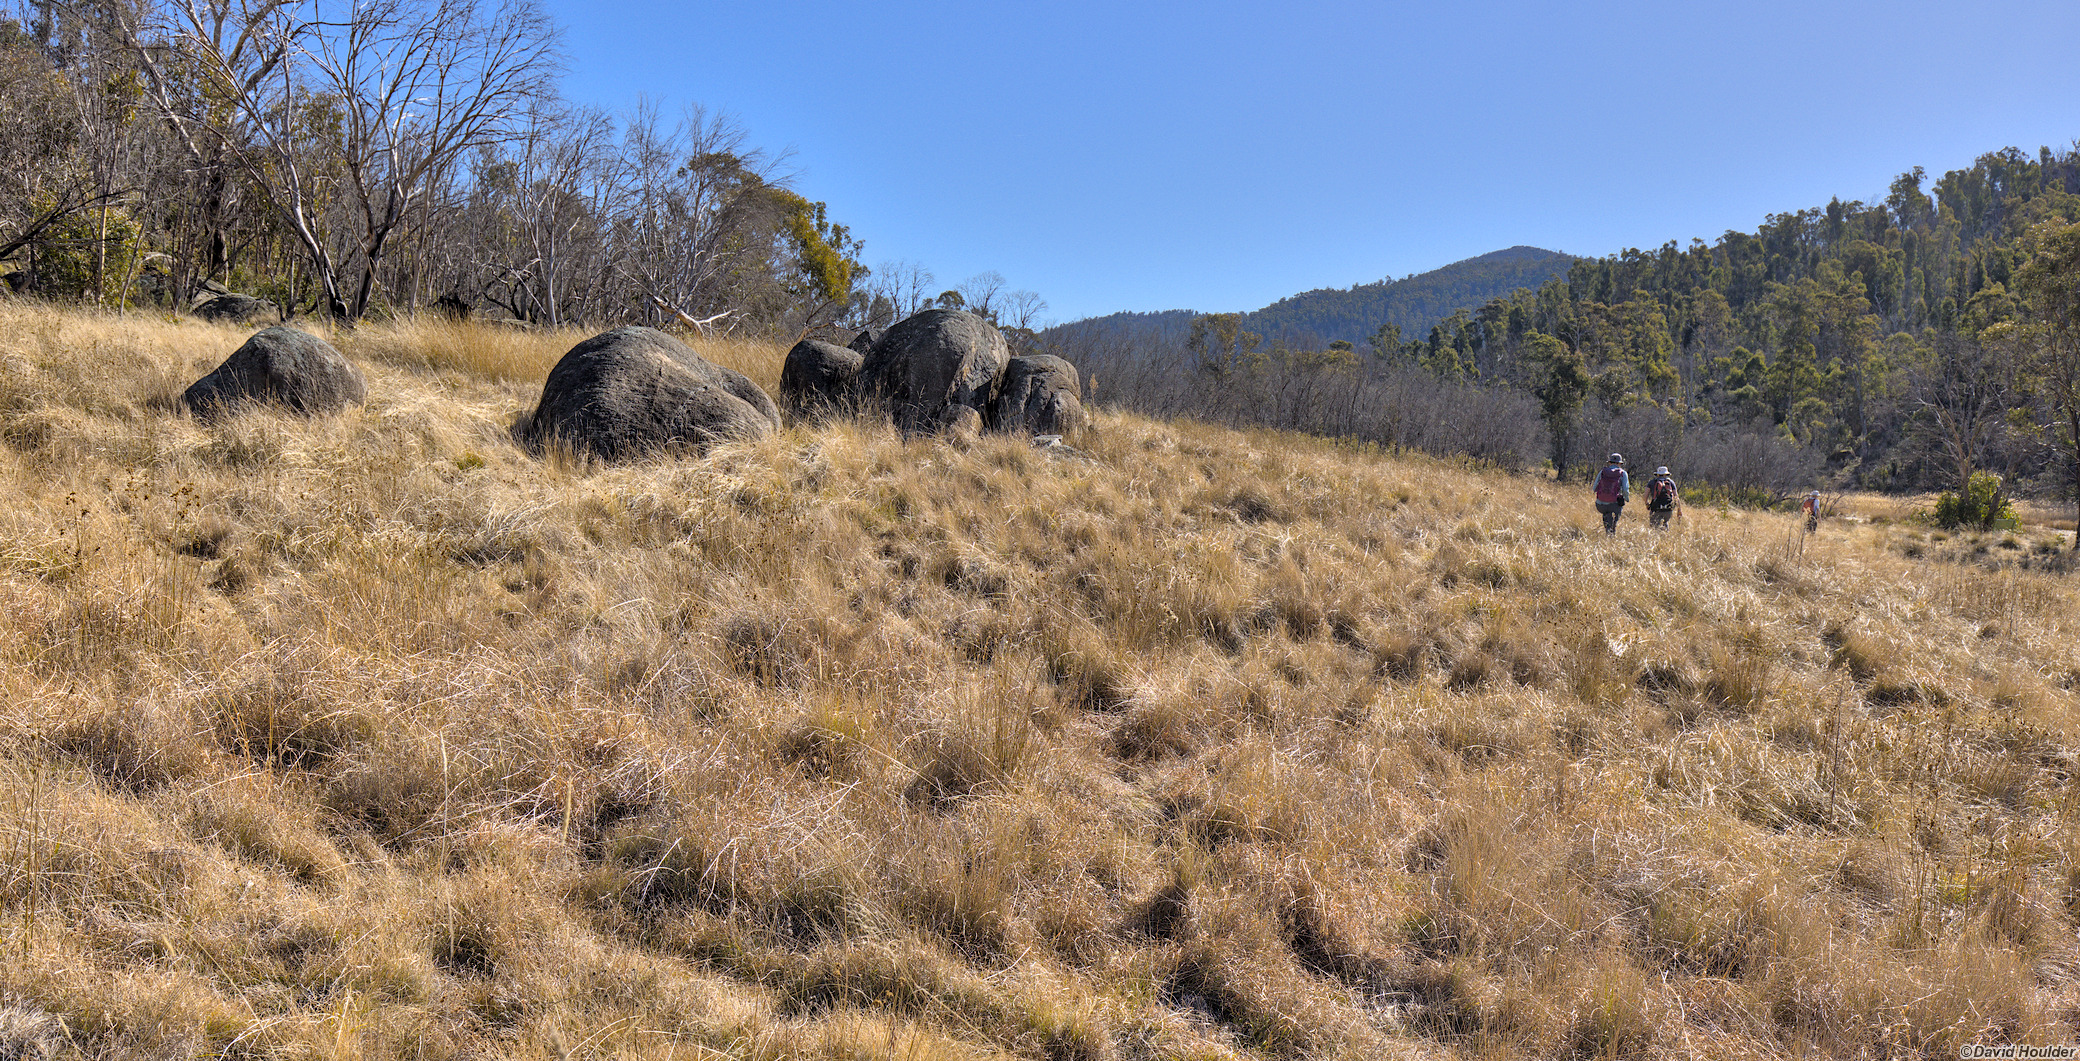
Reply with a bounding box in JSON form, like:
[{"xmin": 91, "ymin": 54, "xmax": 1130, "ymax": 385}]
[
  {"xmin": 182, "ymin": 326, "xmax": 366, "ymax": 420},
  {"xmin": 990, "ymin": 354, "xmax": 1085, "ymax": 436},
  {"xmin": 856, "ymin": 309, "xmax": 1009, "ymax": 434},
  {"xmin": 521, "ymin": 326, "xmax": 779, "ymax": 460},
  {"xmin": 778, "ymin": 339, "xmax": 862, "ymax": 420}
]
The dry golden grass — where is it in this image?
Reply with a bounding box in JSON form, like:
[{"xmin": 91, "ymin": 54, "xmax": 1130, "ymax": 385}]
[{"xmin": 0, "ymin": 301, "xmax": 2076, "ymax": 1059}]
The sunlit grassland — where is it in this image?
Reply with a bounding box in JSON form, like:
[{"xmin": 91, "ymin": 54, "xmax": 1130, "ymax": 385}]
[{"xmin": 0, "ymin": 301, "xmax": 2075, "ymax": 1060}]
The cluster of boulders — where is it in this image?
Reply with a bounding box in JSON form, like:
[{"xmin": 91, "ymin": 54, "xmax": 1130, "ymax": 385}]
[
  {"xmin": 173, "ymin": 307, "xmax": 1085, "ymax": 464},
  {"xmin": 779, "ymin": 308, "xmax": 1085, "ymax": 440}
]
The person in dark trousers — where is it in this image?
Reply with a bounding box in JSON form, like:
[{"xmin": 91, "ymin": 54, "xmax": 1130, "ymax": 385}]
[
  {"xmin": 1593, "ymin": 453, "xmax": 1630, "ymax": 535},
  {"xmin": 1646, "ymin": 466, "xmax": 1679, "ymax": 530}
]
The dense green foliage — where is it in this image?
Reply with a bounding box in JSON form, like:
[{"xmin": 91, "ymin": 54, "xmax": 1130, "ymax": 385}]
[
  {"xmin": 1392, "ymin": 146, "xmax": 2080, "ymax": 496},
  {"xmin": 1932, "ymin": 471, "xmax": 2016, "ymax": 530}
]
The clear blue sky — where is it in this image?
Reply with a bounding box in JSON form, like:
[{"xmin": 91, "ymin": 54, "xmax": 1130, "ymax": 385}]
[{"xmin": 542, "ymin": 0, "xmax": 2080, "ymax": 324}]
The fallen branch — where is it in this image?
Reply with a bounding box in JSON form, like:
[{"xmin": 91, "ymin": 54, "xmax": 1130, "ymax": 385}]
[{"xmin": 644, "ymin": 293, "xmax": 734, "ymax": 336}]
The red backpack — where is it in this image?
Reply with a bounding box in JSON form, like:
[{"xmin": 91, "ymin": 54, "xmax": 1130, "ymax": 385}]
[{"xmin": 1594, "ymin": 466, "xmax": 1627, "ymax": 503}]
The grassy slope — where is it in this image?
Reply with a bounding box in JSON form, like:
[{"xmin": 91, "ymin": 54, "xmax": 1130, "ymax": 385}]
[{"xmin": 0, "ymin": 304, "xmax": 2075, "ymax": 1060}]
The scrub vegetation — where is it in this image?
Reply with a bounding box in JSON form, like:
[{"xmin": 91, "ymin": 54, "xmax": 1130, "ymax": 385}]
[{"xmin": 0, "ymin": 304, "xmax": 2076, "ymax": 1060}]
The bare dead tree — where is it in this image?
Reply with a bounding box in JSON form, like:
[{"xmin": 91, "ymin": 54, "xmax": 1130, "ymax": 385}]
[
  {"xmin": 30, "ymin": 0, "xmax": 864, "ymax": 334},
  {"xmin": 997, "ymin": 288, "xmax": 1047, "ymax": 330},
  {"xmin": 0, "ymin": 12, "xmax": 137, "ymax": 291},
  {"xmin": 461, "ymin": 99, "xmax": 623, "ymax": 324},
  {"xmin": 121, "ymin": 0, "xmax": 557, "ymax": 321},
  {"xmin": 866, "ymin": 259, "xmax": 935, "ymax": 321},
  {"xmin": 1908, "ymin": 329, "xmax": 2019, "ymax": 490},
  {"xmin": 955, "ymin": 270, "xmax": 1005, "ymax": 320},
  {"xmin": 309, "ymin": 0, "xmax": 558, "ymax": 319},
  {"xmin": 106, "ymin": 0, "xmax": 291, "ymax": 299}
]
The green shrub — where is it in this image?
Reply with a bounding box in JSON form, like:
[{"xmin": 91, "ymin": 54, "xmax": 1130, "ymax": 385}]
[
  {"xmin": 1930, "ymin": 472, "xmax": 2014, "ymax": 530},
  {"xmin": 22, "ymin": 199, "xmax": 145, "ymax": 302}
]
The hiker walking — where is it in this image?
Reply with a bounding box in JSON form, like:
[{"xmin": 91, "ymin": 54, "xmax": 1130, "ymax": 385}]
[
  {"xmin": 1802, "ymin": 490, "xmax": 1821, "ymax": 533},
  {"xmin": 1593, "ymin": 453, "xmax": 1630, "ymax": 535},
  {"xmin": 1645, "ymin": 466, "xmax": 1679, "ymax": 530}
]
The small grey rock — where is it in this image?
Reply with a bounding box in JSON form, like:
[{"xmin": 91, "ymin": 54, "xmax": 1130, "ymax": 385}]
[{"xmin": 193, "ymin": 293, "xmax": 276, "ymax": 325}]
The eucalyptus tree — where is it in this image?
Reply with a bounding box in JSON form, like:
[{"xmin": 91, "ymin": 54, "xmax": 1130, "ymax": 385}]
[
  {"xmin": 614, "ymin": 105, "xmax": 788, "ymax": 334},
  {"xmin": 2016, "ymin": 218, "xmax": 2080, "ymax": 531},
  {"xmin": 0, "ymin": 15, "xmax": 138, "ymax": 293}
]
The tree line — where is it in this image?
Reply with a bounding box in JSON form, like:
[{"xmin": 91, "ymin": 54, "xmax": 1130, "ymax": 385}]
[
  {"xmin": 0, "ymin": 0, "xmax": 1051, "ymax": 338},
  {"xmin": 1048, "ymin": 145, "xmax": 2080, "ymax": 517}
]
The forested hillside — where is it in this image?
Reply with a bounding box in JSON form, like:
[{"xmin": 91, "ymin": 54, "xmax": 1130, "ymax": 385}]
[
  {"xmin": 1044, "ymin": 247, "xmax": 1575, "ymax": 353},
  {"xmin": 1243, "ymin": 245, "xmax": 1576, "ymax": 344},
  {"xmin": 1042, "ymin": 308, "xmax": 1200, "ymax": 349},
  {"xmin": 1050, "ymin": 146, "xmax": 2080, "ymax": 513}
]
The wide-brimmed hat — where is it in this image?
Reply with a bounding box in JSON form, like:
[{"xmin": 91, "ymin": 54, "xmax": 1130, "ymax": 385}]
[
  {"xmin": 1608, "ymin": 453, "xmax": 1624, "ymax": 463},
  {"xmin": 1656, "ymin": 466, "xmax": 1669, "ymax": 475}
]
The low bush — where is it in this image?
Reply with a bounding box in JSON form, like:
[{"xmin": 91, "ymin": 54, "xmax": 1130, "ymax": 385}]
[{"xmin": 1930, "ymin": 471, "xmax": 2016, "ymax": 530}]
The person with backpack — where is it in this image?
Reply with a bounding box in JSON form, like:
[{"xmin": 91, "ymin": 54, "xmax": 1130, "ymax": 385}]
[
  {"xmin": 1593, "ymin": 453, "xmax": 1630, "ymax": 535},
  {"xmin": 1645, "ymin": 466, "xmax": 1679, "ymax": 530},
  {"xmin": 1802, "ymin": 490, "xmax": 1821, "ymax": 533}
]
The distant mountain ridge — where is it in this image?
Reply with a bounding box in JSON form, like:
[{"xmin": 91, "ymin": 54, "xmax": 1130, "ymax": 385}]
[
  {"xmin": 1244, "ymin": 245, "xmax": 1575, "ymax": 343},
  {"xmin": 1049, "ymin": 246, "xmax": 1577, "ymax": 347}
]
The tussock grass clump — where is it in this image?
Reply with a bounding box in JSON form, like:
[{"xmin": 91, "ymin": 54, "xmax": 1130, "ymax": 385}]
[
  {"xmin": 0, "ymin": 303, "xmax": 2074, "ymax": 1058},
  {"xmin": 0, "ymin": 1004, "xmax": 69, "ymax": 1061}
]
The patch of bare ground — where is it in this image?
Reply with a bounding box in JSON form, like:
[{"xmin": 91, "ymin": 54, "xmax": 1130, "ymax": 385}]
[{"xmin": 0, "ymin": 303, "xmax": 2075, "ymax": 1058}]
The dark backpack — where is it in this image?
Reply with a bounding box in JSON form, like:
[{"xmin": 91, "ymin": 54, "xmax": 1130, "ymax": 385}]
[
  {"xmin": 1648, "ymin": 477, "xmax": 1674, "ymax": 508},
  {"xmin": 1595, "ymin": 467, "xmax": 1627, "ymax": 504}
]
